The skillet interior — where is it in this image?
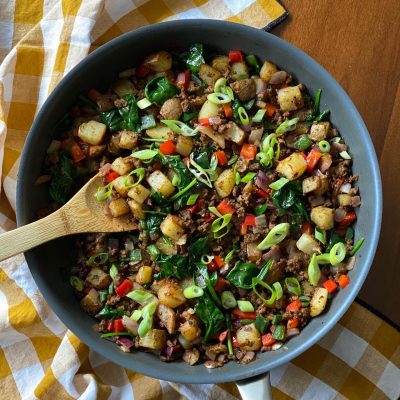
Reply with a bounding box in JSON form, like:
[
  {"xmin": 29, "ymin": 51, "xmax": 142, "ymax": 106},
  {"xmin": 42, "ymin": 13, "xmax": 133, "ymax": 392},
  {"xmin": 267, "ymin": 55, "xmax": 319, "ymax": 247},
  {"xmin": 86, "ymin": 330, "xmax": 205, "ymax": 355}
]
[{"xmin": 16, "ymin": 20, "xmax": 382, "ymax": 384}]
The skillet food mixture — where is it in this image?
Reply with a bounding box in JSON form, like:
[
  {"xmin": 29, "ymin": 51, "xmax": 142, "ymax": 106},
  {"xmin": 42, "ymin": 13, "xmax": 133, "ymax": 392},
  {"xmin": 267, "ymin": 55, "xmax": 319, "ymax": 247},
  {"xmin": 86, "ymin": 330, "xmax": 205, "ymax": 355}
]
[{"xmin": 40, "ymin": 45, "xmax": 364, "ymax": 367}]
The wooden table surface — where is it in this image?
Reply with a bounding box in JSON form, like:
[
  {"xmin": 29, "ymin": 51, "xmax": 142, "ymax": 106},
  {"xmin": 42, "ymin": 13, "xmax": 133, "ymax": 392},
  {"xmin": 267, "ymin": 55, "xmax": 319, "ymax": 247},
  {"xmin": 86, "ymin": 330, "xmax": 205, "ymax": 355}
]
[{"xmin": 271, "ymin": 0, "xmax": 400, "ymax": 325}]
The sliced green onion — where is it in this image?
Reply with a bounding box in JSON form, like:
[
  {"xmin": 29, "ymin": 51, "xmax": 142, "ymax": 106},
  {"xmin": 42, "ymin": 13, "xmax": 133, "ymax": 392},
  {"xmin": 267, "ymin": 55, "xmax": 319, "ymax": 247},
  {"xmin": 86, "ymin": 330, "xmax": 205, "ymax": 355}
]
[
  {"xmin": 207, "ymin": 92, "xmax": 231, "ymax": 104},
  {"xmin": 269, "ymin": 177, "xmax": 289, "ymax": 190},
  {"xmin": 221, "ymin": 291, "xmax": 237, "ymax": 309},
  {"xmin": 124, "ymin": 167, "xmax": 145, "ymax": 188},
  {"xmin": 258, "ymin": 259, "xmax": 274, "ymax": 281},
  {"xmin": 285, "ymin": 277, "xmax": 302, "ymax": 296},
  {"xmin": 241, "ymin": 172, "xmax": 256, "ymax": 183},
  {"xmin": 254, "ymin": 203, "xmax": 268, "ymax": 216},
  {"xmin": 141, "ymin": 114, "xmax": 156, "ymax": 129},
  {"xmin": 99, "ymin": 290, "xmax": 108, "ymax": 303},
  {"xmin": 243, "ymin": 99, "xmax": 255, "ymax": 110},
  {"xmin": 109, "ymin": 264, "xmax": 118, "ymax": 280},
  {"xmin": 272, "ymin": 314, "xmax": 282, "ymax": 325},
  {"xmin": 330, "ymin": 242, "xmax": 346, "ymax": 265},
  {"xmin": 214, "ymin": 78, "xmax": 227, "ymax": 93},
  {"xmin": 141, "ymin": 137, "xmax": 166, "ymax": 142},
  {"xmin": 272, "ymin": 325, "xmax": 285, "ymax": 341},
  {"xmin": 161, "ymin": 119, "xmax": 199, "ymax": 136},
  {"xmin": 188, "ymin": 153, "xmax": 215, "ymax": 188},
  {"xmin": 299, "ymin": 295, "xmax": 311, "ymax": 307},
  {"xmin": 240, "ymin": 319, "xmax": 254, "ymax": 326},
  {"xmin": 318, "ymin": 140, "xmax": 331, "ymax": 153},
  {"xmin": 137, "ymin": 97, "xmax": 152, "ymax": 109},
  {"xmin": 131, "ymin": 149, "xmax": 158, "ymax": 160},
  {"xmin": 276, "ymin": 117, "xmax": 299, "ymax": 136},
  {"xmin": 130, "ymin": 310, "xmax": 142, "ymax": 321},
  {"xmin": 146, "ymin": 244, "xmax": 160, "ymax": 260},
  {"xmin": 130, "ymin": 249, "xmax": 142, "ymax": 262},
  {"xmin": 308, "ymin": 254, "xmax": 321, "ymax": 286},
  {"xmin": 257, "ymin": 223, "xmax": 290, "ymax": 250},
  {"xmin": 293, "ymin": 134, "xmax": 313, "ymax": 151},
  {"xmin": 208, "ymin": 206, "xmax": 223, "ymax": 217},
  {"xmin": 186, "ymin": 193, "xmax": 199, "ymax": 205},
  {"xmin": 69, "ymin": 276, "xmax": 84, "ymax": 291},
  {"xmin": 227, "ymin": 155, "xmax": 239, "ymax": 165},
  {"xmin": 95, "ymin": 183, "xmax": 113, "ymax": 201},
  {"xmin": 350, "ymin": 237, "xmax": 365, "ymax": 256},
  {"xmin": 138, "ymin": 300, "xmax": 157, "ymax": 337},
  {"xmin": 255, "ymin": 315, "xmax": 269, "ymax": 334},
  {"xmin": 345, "ymin": 227, "xmax": 354, "ymax": 241},
  {"xmin": 316, "ymin": 254, "xmax": 331, "ymax": 264},
  {"xmin": 257, "ymin": 133, "xmax": 280, "ymax": 168},
  {"xmin": 237, "ymin": 106, "xmax": 250, "ymax": 125},
  {"xmin": 126, "ymin": 289, "xmax": 154, "ymax": 305},
  {"xmin": 211, "ymin": 214, "xmax": 232, "ymax": 239},
  {"xmin": 172, "ymin": 174, "xmax": 180, "ymax": 187},
  {"xmin": 273, "ymin": 282, "xmax": 283, "ymax": 300},
  {"xmin": 222, "ymin": 86, "xmax": 235, "ymax": 101},
  {"xmin": 331, "ymin": 137, "xmax": 342, "ymax": 143},
  {"xmin": 237, "ymin": 300, "xmax": 255, "ymax": 312},
  {"xmin": 234, "ymin": 162, "xmax": 241, "ymax": 185},
  {"xmin": 252, "ymin": 277, "xmax": 276, "ymax": 305},
  {"xmin": 184, "ymin": 285, "xmax": 204, "ymax": 299},
  {"xmin": 225, "ymin": 245, "xmax": 238, "ymax": 263},
  {"xmin": 252, "ymin": 109, "xmax": 266, "ymax": 123},
  {"xmin": 246, "ymin": 54, "xmax": 261, "ymax": 72},
  {"xmin": 170, "ymin": 178, "xmax": 197, "ymax": 201},
  {"xmin": 100, "ymin": 332, "xmax": 133, "ymax": 338},
  {"xmin": 339, "ymin": 150, "xmax": 352, "ymax": 160},
  {"xmin": 87, "ymin": 252, "xmax": 109, "ymax": 266},
  {"xmin": 315, "ymin": 227, "xmax": 326, "ymax": 244},
  {"xmin": 201, "ymin": 255, "xmax": 215, "ymax": 264}
]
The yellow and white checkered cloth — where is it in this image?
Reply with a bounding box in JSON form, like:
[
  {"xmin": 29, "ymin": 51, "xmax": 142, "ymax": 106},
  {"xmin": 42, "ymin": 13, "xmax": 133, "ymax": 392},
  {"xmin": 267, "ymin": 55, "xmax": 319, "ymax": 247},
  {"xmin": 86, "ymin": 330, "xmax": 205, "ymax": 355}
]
[{"xmin": 0, "ymin": 1, "xmax": 399, "ymax": 399}]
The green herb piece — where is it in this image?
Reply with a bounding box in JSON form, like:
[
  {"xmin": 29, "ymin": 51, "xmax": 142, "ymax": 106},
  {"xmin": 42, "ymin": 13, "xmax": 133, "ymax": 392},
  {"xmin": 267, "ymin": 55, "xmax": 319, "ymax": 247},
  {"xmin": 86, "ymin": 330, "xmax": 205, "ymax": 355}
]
[
  {"xmin": 285, "ymin": 277, "xmax": 302, "ymax": 296},
  {"xmin": 252, "ymin": 109, "xmax": 266, "ymax": 123},
  {"xmin": 245, "ymin": 54, "xmax": 261, "ymax": 72},
  {"xmin": 318, "ymin": 140, "xmax": 331, "ymax": 153},
  {"xmin": 99, "ymin": 290, "xmax": 108, "ymax": 303},
  {"xmin": 184, "ymin": 285, "xmax": 204, "ymax": 299},
  {"xmin": 272, "ymin": 314, "xmax": 282, "ymax": 325},
  {"xmin": 243, "ymin": 98, "xmax": 255, "ymax": 110},
  {"xmin": 125, "ymin": 289, "xmax": 154, "ymax": 305},
  {"xmin": 145, "ymin": 77, "xmax": 180, "ymax": 106},
  {"xmin": 256, "ymin": 133, "xmax": 280, "ymax": 168},
  {"xmin": 221, "ymin": 291, "xmax": 237, "ymax": 309},
  {"xmin": 170, "ymin": 178, "xmax": 197, "ymax": 201},
  {"xmin": 100, "ymin": 332, "xmax": 134, "ymax": 338},
  {"xmin": 101, "ymin": 95, "xmax": 140, "ymax": 132},
  {"xmin": 186, "ymin": 193, "xmax": 199, "ymax": 205},
  {"xmin": 130, "ymin": 249, "xmax": 142, "ymax": 262},
  {"xmin": 49, "ymin": 153, "xmax": 75, "ymax": 204},
  {"xmin": 109, "ymin": 264, "xmax": 118, "ymax": 280},
  {"xmin": 326, "ymin": 231, "xmax": 342, "ymax": 252},
  {"xmin": 273, "ymin": 282, "xmax": 283, "ymax": 300},
  {"xmin": 188, "ymin": 236, "xmax": 209, "ymax": 267},
  {"xmin": 269, "ymin": 177, "xmax": 289, "ymax": 191},
  {"xmin": 225, "ymin": 244, "xmax": 239, "ymax": 263},
  {"xmin": 272, "ymin": 325, "xmax": 285, "ymax": 341},
  {"xmin": 226, "ymin": 261, "xmax": 259, "ymax": 289},
  {"xmin": 308, "ymin": 254, "xmax": 321, "ymax": 286},
  {"xmin": 124, "ymin": 167, "xmax": 145, "ymax": 188},
  {"xmin": 131, "ymin": 149, "xmax": 159, "ymax": 160},
  {"xmin": 315, "ymin": 227, "xmax": 326, "ymax": 244},
  {"xmin": 299, "ymin": 295, "xmax": 311, "ymax": 307},
  {"xmin": 146, "ymin": 244, "xmax": 160, "ymax": 260},
  {"xmin": 276, "ymin": 117, "xmax": 299, "ymax": 136},
  {"xmin": 307, "ymin": 88, "xmax": 330, "ymax": 123},
  {"xmin": 69, "ymin": 276, "xmax": 84, "ymax": 291},
  {"xmin": 345, "ymin": 227, "xmax": 354, "ymax": 241},
  {"xmin": 293, "ymin": 134, "xmax": 313, "ymax": 151},
  {"xmin": 195, "ymin": 293, "xmax": 225, "ymax": 342},
  {"xmin": 161, "ymin": 119, "xmax": 199, "ymax": 136},
  {"xmin": 227, "ymin": 155, "xmax": 239, "ymax": 165},
  {"xmin": 130, "ymin": 310, "xmax": 142, "ymax": 321},
  {"xmin": 211, "ymin": 214, "xmax": 232, "ymax": 239},
  {"xmin": 241, "ymin": 172, "xmax": 256, "ymax": 183},
  {"xmin": 255, "ymin": 315, "xmax": 269, "ymax": 334},
  {"xmin": 252, "ymin": 277, "xmax": 276, "ymax": 305},
  {"xmin": 87, "ymin": 252, "xmax": 109, "ymax": 266},
  {"xmin": 238, "ymin": 106, "xmax": 250, "ymax": 125},
  {"xmin": 207, "ymin": 92, "xmax": 232, "ymax": 104},
  {"xmin": 184, "ymin": 43, "xmax": 205, "ymax": 73},
  {"xmin": 257, "ymin": 223, "xmax": 290, "ymax": 250},
  {"xmin": 330, "ymin": 242, "xmax": 346, "ymax": 265},
  {"xmin": 350, "ymin": 237, "xmax": 365, "ymax": 256},
  {"xmin": 138, "ymin": 300, "xmax": 158, "ymax": 337},
  {"xmin": 137, "ymin": 97, "xmax": 152, "ymax": 109},
  {"xmin": 181, "ymin": 112, "xmax": 196, "ymax": 122},
  {"xmin": 237, "ymin": 300, "xmax": 254, "ymax": 312},
  {"xmin": 97, "ymin": 306, "xmax": 124, "ymax": 319},
  {"xmin": 254, "ymin": 203, "xmax": 268, "ymax": 216}
]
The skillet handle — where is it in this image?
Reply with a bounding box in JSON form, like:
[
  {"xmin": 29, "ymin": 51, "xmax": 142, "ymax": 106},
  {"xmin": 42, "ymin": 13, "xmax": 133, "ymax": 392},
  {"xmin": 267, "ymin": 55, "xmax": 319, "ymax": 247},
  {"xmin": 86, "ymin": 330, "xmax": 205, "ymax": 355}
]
[{"xmin": 236, "ymin": 372, "xmax": 272, "ymax": 400}]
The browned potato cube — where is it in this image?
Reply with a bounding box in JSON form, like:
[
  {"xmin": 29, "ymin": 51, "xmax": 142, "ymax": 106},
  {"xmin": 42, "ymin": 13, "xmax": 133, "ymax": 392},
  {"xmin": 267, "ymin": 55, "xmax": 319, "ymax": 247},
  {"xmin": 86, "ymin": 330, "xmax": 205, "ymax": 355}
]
[
  {"xmin": 157, "ymin": 279, "xmax": 186, "ymax": 308},
  {"xmin": 111, "ymin": 78, "xmax": 138, "ymax": 97},
  {"xmin": 80, "ymin": 288, "xmax": 102, "ymax": 315},
  {"xmin": 309, "ymin": 122, "xmax": 330, "ymax": 142},
  {"xmin": 127, "ymin": 199, "xmax": 145, "ymax": 220},
  {"xmin": 310, "ymin": 287, "xmax": 328, "ymax": 317},
  {"xmin": 236, "ymin": 323, "xmax": 261, "ymax": 351},
  {"xmin": 276, "ymin": 153, "xmax": 307, "ymax": 180},
  {"xmin": 175, "ymin": 136, "xmax": 193, "ymax": 156},
  {"xmin": 310, "ymin": 206, "xmax": 334, "ymax": 230},
  {"xmin": 199, "ymin": 64, "xmax": 221, "ymax": 87},
  {"xmin": 157, "ymin": 304, "xmax": 176, "ymax": 334},
  {"xmin": 260, "ymin": 61, "xmax": 278, "ymax": 82},
  {"xmin": 119, "ymin": 130, "xmax": 138, "ymax": 150},
  {"xmin": 127, "ymin": 184, "xmax": 150, "ymax": 204},
  {"xmin": 139, "ymin": 329, "xmax": 167, "ymax": 350},
  {"xmin": 277, "ymin": 86, "xmax": 303, "ymax": 112},
  {"xmin": 143, "ymin": 51, "xmax": 172, "ymax": 72},
  {"xmin": 147, "ymin": 171, "xmax": 175, "ymax": 197},
  {"xmin": 302, "ymin": 176, "xmax": 321, "ymax": 194},
  {"xmin": 88, "ymin": 145, "xmax": 106, "ymax": 158},
  {"xmin": 224, "ymin": 123, "xmax": 246, "ymax": 145},
  {"xmin": 78, "ymin": 120, "xmax": 107, "ymax": 145},
  {"xmin": 214, "ymin": 169, "xmax": 235, "ymax": 198},
  {"xmin": 211, "ymin": 55, "xmax": 230, "ymax": 75},
  {"xmin": 85, "ymin": 268, "xmax": 111, "ymax": 290},
  {"xmin": 179, "ymin": 318, "xmax": 201, "ymax": 342},
  {"xmin": 338, "ymin": 194, "xmax": 352, "ymax": 206},
  {"xmin": 109, "ymin": 198, "xmax": 130, "ymax": 217},
  {"xmin": 113, "ymin": 176, "xmax": 133, "ymax": 197},
  {"xmin": 160, "ymin": 214, "xmax": 185, "ymax": 241},
  {"xmin": 136, "ymin": 266, "xmax": 153, "ymax": 284},
  {"xmin": 315, "ymin": 175, "xmax": 329, "ymax": 196},
  {"xmin": 111, "ymin": 157, "xmax": 134, "ymax": 176}
]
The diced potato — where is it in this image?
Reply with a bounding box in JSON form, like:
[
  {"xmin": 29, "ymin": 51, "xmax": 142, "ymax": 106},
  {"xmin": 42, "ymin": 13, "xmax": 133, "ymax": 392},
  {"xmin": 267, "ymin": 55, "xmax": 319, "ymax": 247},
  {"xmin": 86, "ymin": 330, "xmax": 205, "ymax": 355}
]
[
  {"xmin": 143, "ymin": 50, "xmax": 172, "ymax": 72},
  {"xmin": 157, "ymin": 279, "xmax": 186, "ymax": 308},
  {"xmin": 211, "ymin": 55, "xmax": 230, "ymax": 75},
  {"xmin": 111, "ymin": 157, "xmax": 134, "ymax": 176},
  {"xmin": 111, "ymin": 78, "xmax": 137, "ymax": 97},
  {"xmin": 78, "ymin": 120, "xmax": 107, "ymax": 145},
  {"xmin": 296, "ymin": 233, "xmax": 321, "ymax": 255},
  {"xmin": 160, "ymin": 98, "xmax": 182, "ymax": 121},
  {"xmin": 310, "ymin": 287, "xmax": 329, "ymax": 317},
  {"xmin": 127, "ymin": 199, "xmax": 145, "ymax": 220},
  {"xmin": 276, "ymin": 152, "xmax": 307, "ymax": 180},
  {"xmin": 260, "ymin": 61, "xmax": 278, "ymax": 82},
  {"xmin": 302, "ymin": 176, "xmax": 321, "ymax": 194},
  {"xmin": 80, "ymin": 288, "xmax": 102, "ymax": 315},
  {"xmin": 309, "ymin": 122, "xmax": 330, "ymax": 142},
  {"xmin": 198, "ymin": 100, "xmax": 220, "ymax": 120},
  {"xmin": 277, "ymin": 86, "xmax": 303, "ymax": 112},
  {"xmin": 136, "ymin": 266, "xmax": 153, "ymax": 285},
  {"xmin": 127, "ymin": 184, "xmax": 150, "ymax": 204},
  {"xmin": 147, "ymin": 171, "xmax": 175, "ymax": 197},
  {"xmin": 199, "ymin": 64, "xmax": 221, "ymax": 87},
  {"xmin": 175, "ymin": 136, "xmax": 193, "ymax": 156},
  {"xmin": 109, "ymin": 198, "xmax": 130, "ymax": 217},
  {"xmin": 236, "ymin": 323, "xmax": 261, "ymax": 351},
  {"xmin": 88, "ymin": 145, "xmax": 106, "ymax": 158},
  {"xmin": 337, "ymin": 194, "xmax": 352, "ymax": 207},
  {"xmin": 160, "ymin": 214, "xmax": 185, "ymax": 241},
  {"xmin": 146, "ymin": 123, "xmax": 174, "ymax": 139},
  {"xmin": 315, "ymin": 175, "xmax": 329, "ymax": 196},
  {"xmin": 139, "ymin": 329, "xmax": 167, "ymax": 350},
  {"xmin": 122, "ymin": 315, "xmax": 139, "ymax": 336},
  {"xmin": 179, "ymin": 318, "xmax": 201, "ymax": 342},
  {"xmin": 113, "ymin": 176, "xmax": 133, "ymax": 197},
  {"xmin": 182, "ymin": 348, "xmax": 200, "ymax": 366},
  {"xmin": 247, "ymin": 242, "xmax": 262, "ymax": 263},
  {"xmin": 311, "ymin": 206, "xmax": 334, "ymax": 230},
  {"xmin": 214, "ymin": 169, "xmax": 235, "ymax": 198},
  {"xmin": 157, "ymin": 304, "xmax": 176, "ymax": 334},
  {"xmin": 119, "ymin": 130, "xmax": 138, "ymax": 150},
  {"xmin": 230, "ymin": 62, "xmax": 249, "ymax": 81},
  {"xmin": 156, "ymin": 237, "xmax": 177, "ymax": 255},
  {"xmin": 85, "ymin": 268, "xmax": 111, "ymax": 290},
  {"xmin": 224, "ymin": 123, "xmax": 246, "ymax": 145},
  {"xmin": 200, "ymin": 126, "xmax": 225, "ymax": 148}
]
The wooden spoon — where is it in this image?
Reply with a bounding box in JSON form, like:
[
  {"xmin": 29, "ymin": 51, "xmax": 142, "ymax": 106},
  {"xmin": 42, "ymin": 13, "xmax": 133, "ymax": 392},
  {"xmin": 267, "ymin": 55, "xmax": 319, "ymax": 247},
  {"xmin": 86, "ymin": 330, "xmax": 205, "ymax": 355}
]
[{"xmin": 0, "ymin": 175, "xmax": 138, "ymax": 262}]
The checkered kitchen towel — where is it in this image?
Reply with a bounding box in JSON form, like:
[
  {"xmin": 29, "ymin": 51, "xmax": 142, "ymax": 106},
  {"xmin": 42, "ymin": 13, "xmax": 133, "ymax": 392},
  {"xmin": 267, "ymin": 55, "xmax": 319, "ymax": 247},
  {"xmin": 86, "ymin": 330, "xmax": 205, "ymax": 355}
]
[{"xmin": 0, "ymin": 1, "xmax": 399, "ymax": 399}]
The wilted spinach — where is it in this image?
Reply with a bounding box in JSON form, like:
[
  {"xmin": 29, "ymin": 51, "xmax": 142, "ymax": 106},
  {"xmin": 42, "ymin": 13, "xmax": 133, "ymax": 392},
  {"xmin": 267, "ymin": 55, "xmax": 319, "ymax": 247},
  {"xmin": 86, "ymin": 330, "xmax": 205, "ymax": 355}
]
[
  {"xmin": 188, "ymin": 236, "xmax": 209, "ymax": 267},
  {"xmin": 49, "ymin": 153, "xmax": 75, "ymax": 204},
  {"xmin": 163, "ymin": 155, "xmax": 191, "ymax": 189},
  {"xmin": 141, "ymin": 212, "xmax": 164, "ymax": 236},
  {"xmin": 226, "ymin": 260, "xmax": 273, "ymax": 289},
  {"xmin": 154, "ymin": 254, "xmax": 188, "ymax": 280},
  {"xmin": 145, "ymin": 77, "xmax": 180, "ymax": 106},
  {"xmin": 307, "ymin": 88, "xmax": 330, "ymax": 123},
  {"xmin": 195, "ymin": 293, "xmax": 225, "ymax": 342},
  {"xmin": 272, "ymin": 180, "xmax": 308, "ymax": 219},
  {"xmin": 184, "ymin": 43, "xmax": 205, "ymax": 73},
  {"xmin": 96, "ymin": 306, "xmax": 124, "ymax": 319}
]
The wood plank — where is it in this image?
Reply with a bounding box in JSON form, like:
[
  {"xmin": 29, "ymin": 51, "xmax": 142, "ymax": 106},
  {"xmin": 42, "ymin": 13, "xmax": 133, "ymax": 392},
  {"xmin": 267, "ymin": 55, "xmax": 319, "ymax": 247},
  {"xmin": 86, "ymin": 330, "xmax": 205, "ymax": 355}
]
[{"xmin": 271, "ymin": 0, "xmax": 400, "ymax": 324}]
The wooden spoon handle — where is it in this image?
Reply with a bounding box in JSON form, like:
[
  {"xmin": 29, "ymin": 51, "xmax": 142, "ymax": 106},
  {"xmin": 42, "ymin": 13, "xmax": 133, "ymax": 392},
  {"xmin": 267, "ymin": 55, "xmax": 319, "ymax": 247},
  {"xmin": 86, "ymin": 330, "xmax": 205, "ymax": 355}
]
[{"xmin": 0, "ymin": 211, "xmax": 67, "ymax": 261}]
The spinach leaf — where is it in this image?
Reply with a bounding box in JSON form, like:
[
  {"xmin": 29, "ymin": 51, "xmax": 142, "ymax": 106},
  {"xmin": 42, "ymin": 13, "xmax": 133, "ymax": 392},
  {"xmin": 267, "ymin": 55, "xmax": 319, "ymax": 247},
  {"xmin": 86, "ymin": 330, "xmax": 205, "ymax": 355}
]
[
  {"xmin": 326, "ymin": 230, "xmax": 343, "ymax": 252},
  {"xmin": 145, "ymin": 77, "xmax": 180, "ymax": 106},
  {"xmin": 307, "ymin": 88, "xmax": 330, "ymax": 123},
  {"xmin": 184, "ymin": 43, "xmax": 205, "ymax": 73},
  {"xmin": 232, "ymin": 99, "xmax": 243, "ymax": 122},
  {"xmin": 142, "ymin": 213, "xmax": 164, "ymax": 236},
  {"xmin": 163, "ymin": 155, "xmax": 191, "ymax": 189},
  {"xmin": 255, "ymin": 315, "xmax": 269, "ymax": 334},
  {"xmin": 97, "ymin": 306, "xmax": 125, "ymax": 319},
  {"xmin": 49, "ymin": 153, "xmax": 75, "ymax": 204},
  {"xmin": 188, "ymin": 236, "xmax": 209, "ymax": 267},
  {"xmin": 272, "ymin": 180, "xmax": 308, "ymax": 219},
  {"xmin": 155, "ymin": 254, "xmax": 188, "ymax": 280},
  {"xmin": 195, "ymin": 293, "xmax": 225, "ymax": 342},
  {"xmin": 192, "ymin": 147, "xmax": 215, "ymax": 170},
  {"xmin": 226, "ymin": 261, "xmax": 259, "ymax": 289},
  {"xmin": 101, "ymin": 95, "xmax": 140, "ymax": 132}
]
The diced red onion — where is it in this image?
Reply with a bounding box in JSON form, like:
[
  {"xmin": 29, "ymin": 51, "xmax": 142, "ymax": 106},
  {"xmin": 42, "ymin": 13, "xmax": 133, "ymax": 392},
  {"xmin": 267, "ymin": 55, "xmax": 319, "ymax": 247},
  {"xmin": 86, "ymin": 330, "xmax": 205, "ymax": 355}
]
[
  {"xmin": 319, "ymin": 154, "xmax": 332, "ymax": 173},
  {"xmin": 219, "ymin": 264, "xmax": 231, "ymax": 276},
  {"xmin": 249, "ymin": 128, "xmax": 263, "ymax": 145},
  {"xmin": 266, "ymin": 201, "xmax": 277, "ymax": 210},
  {"xmin": 334, "ymin": 208, "xmax": 346, "ymax": 222},
  {"xmin": 269, "ymin": 71, "xmax": 288, "ymax": 85},
  {"xmin": 255, "ymin": 100, "xmax": 267, "ymax": 108},
  {"xmin": 122, "ymin": 315, "xmax": 139, "ymax": 335},
  {"xmin": 262, "ymin": 246, "xmax": 281, "ymax": 262},
  {"xmin": 309, "ymin": 196, "xmax": 325, "ymax": 207},
  {"xmin": 209, "ymin": 116, "xmax": 221, "ymax": 125},
  {"xmin": 164, "ymin": 346, "xmax": 174, "ymax": 357},
  {"xmin": 98, "ymin": 163, "xmax": 112, "ymax": 177},
  {"xmin": 351, "ymin": 196, "xmax": 361, "ymax": 208},
  {"xmin": 271, "ymin": 342, "xmax": 283, "ymax": 351},
  {"xmin": 286, "ymin": 328, "xmax": 300, "ymax": 338},
  {"xmin": 255, "ymin": 171, "xmax": 270, "ymax": 192},
  {"xmin": 241, "ymin": 123, "xmax": 253, "ymax": 132},
  {"xmin": 255, "ymin": 214, "xmax": 267, "ymax": 227},
  {"xmin": 240, "ymin": 351, "xmax": 255, "ymax": 363},
  {"xmin": 116, "ymin": 336, "xmax": 135, "ymax": 349},
  {"xmin": 254, "ymin": 78, "xmax": 267, "ymax": 94},
  {"xmin": 331, "ymin": 142, "xmax": 347, "ymax": 155},
  {"xmin": 340, "ymin": 183, "xmax": 351, "ymax": 193},
  {"xmin": 346, "ymin": 256, "xmax": 356, "ymax": 271}
]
